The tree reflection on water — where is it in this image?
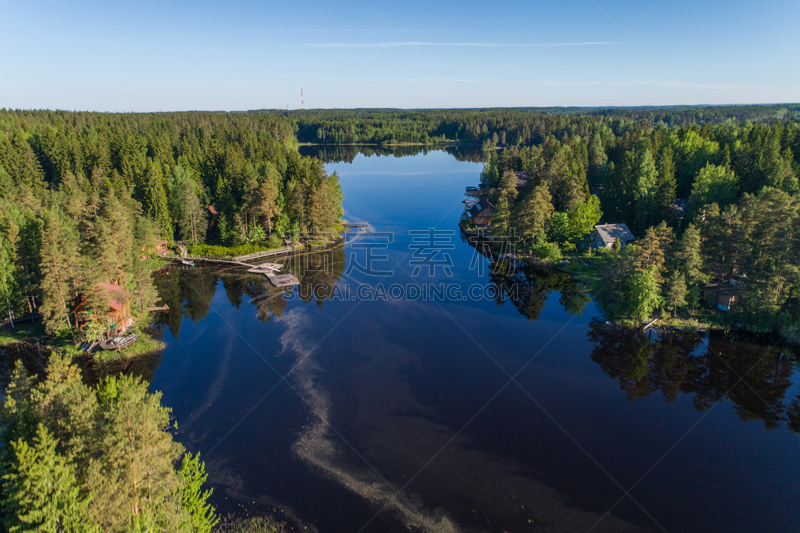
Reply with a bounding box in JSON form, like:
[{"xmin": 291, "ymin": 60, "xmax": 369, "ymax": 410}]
[
  {"xmin": 150, "ymin": 245, "xmax": 347, "ymax": 339},
  {"xmin": 588, "ymin": 320, "xmax": 800, "ymax": 432}
]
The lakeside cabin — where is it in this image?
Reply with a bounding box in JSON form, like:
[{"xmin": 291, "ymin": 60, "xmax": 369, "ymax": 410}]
[
  {"xmin": 72, "ymin": 282, "xmax": 134, "ymax": 335},
  {"xmin": 704, "ymin": 283, "xmax": 741, "ymax": 311},
  {"xmin": 590, "ymin": 223, "xmax": 636, "ymax": 249},
  {"xmin": 468, "ymin": 198, "xmax": 495, "ymax": 227}
]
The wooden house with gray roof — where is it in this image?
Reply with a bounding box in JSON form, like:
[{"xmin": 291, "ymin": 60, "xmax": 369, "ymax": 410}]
[{"xmin": 590, "ymin": 223, "xmax": 636, "ymax": 249}]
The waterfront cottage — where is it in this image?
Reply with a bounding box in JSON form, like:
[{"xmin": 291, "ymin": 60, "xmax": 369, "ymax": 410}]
[
  {"xmin": 703, "ymin": 283, "xmax": 741, "ymax": 311},
  {"xmin": 590, "ymin": 223, "xmax": 636, "ymax": 249},
  {"xmin": 72, "ymin": 282, "xmax": 134, "ymax": 334},
  {"xmin": 468, "ymin": 198, "xmax": 495, "ymax": 227}
]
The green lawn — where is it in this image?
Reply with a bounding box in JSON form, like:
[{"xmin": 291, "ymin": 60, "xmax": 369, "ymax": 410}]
[{"xmin": 559, "ymin": 250, "xmax": 615, "ymax": 285}]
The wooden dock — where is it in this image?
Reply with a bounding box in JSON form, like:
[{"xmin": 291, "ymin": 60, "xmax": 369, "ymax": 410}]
[
  {"xmin": 246, "ymin": 262, "xmax": 282, "ymax": 273},
  {"xmin": 246, "ymin": 262, "xmax": 299, "ymax": 286},
  {"xmin": 264, "ymin": 273, "xmax": 300, "ymax": 287},
  {"xmin": 166, "ymin": 256, "xmax": 299, "ymax": 287},
  {"xmin": 143, "ymin": 304, "xmax": 169, "ymax": 312},
  {"xmin": 342, "ymin": 222, "xmax": 369, "ymax": 230},
  {"xmin": 232, "ymin": 246, "xmax": 295, "ymax": 262}
]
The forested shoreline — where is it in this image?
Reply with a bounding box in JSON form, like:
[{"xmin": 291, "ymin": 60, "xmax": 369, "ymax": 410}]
[
  {"xmin": 0, "ymin": 109, "xmax": 342, "ymax": 533},
  {"xmin": 1, "ymin": 104, "xmax": 800, "ymax": 531},
  {"xmin": 459, "ymin": 109, "xmax": 800, "ymax": 334},
  {"xmin": 264, "ymin": 105, "xmax": 799, "ymax": 146},
  {"xmin": 0, "ymin": 110, "xmax": 343, "ymax": 336}
]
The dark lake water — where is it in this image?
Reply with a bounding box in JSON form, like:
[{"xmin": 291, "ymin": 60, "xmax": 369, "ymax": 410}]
[{"xmin": 146, "ymin": 149, "xmax": 800, "ymax": 533}]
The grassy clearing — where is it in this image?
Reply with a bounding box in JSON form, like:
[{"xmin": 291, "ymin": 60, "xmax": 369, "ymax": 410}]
[
  {"xmin": 67, "ymin": 334, "xmax": 165, "ymax": 363},
  {"xmin": 558, "ymin": 250, "xmax": 616, "ymax": 284},
  {"xmin": 0, "ymin": 322, "xmax": 47, "ymax": 347}
]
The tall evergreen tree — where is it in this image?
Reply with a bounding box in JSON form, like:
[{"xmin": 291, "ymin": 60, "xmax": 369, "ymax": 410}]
[
  {"xmin": 250, "ymin": 166, "xmax": 282, "ymax": 235},
  {"xmin": 0, "ymin": 235, "xmax": 16, "ymax": 326},
  {"xmin": 655, "ymin": 146, "xmax": 677, "ymax": 216},
  {"xmin": 2, "ymin": 424, "xmax": 94, "ymax": 533},
  {"xmin": 664, "ymin": 272, "xmax": 688, "ymax": 317},
  {"xmin": 634, "ymin": 148, "xmax": 659, "ymax": 231},
  {"xmin": 142, "ymin": 160, "xmax": 172, "ymax": 242},
  {"xmin": 38, "ymin": 212, "xmax": 81, "ymax": 338},
  {"xmin": 492, "ymin": 170, "xmax": 519, "ymax": 238},
  {"xmin": 511, "ymin": 184, "xmax": 553, "ymax": 247},
  {"xmin": 672, "ymin": 223, "xmax": 707, "ymax": 287}
]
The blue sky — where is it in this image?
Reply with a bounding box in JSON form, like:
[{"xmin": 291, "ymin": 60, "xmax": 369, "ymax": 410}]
[{"xmin": 2, "ymin": 0, "xmax": 798, "ymax": 111}]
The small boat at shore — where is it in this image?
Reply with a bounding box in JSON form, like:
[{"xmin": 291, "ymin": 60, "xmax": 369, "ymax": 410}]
[{"xmin": 98, "ymin": 334, "xmax": 138, "ymax": 351}]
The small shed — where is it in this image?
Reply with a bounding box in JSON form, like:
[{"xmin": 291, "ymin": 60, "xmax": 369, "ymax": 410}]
[
  {"xmin": 468, "ymin": 198, "xmax": 495, "ymax": 227},
  {"xmin": 704, "ymin": 283, "xmax": 741, "ymax": 312},
  {"xmin": 591, "ymin": 223, "xmax": 636, "ymax": 249}
]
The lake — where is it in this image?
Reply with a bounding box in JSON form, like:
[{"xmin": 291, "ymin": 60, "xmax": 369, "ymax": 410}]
[{"xmin": 148, "ymin": 149, "xmax": 800, "ymax": 533}]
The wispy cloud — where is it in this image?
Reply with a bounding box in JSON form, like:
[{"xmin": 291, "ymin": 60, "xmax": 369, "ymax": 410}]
[
  {"xmin": 293, "ymin": 41, "xmax": 620, "ymax": 48},
  {"xmin": 389, "ymin": 76, "xmax": 800, "ymax": 93}
]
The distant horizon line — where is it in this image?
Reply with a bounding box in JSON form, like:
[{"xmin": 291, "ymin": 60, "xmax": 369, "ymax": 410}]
[{"xmin": 3, "ymin": 103, "xmax": 799, "ymax": 114}]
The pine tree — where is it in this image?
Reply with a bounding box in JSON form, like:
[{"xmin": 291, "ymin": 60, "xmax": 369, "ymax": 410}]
[
  {"xmin": 176, "ymin": 452, "xmax": 218, "ymax": 533},
  {"xmin": 307, "ymin": 172, "xmax": 342, "ymax": 237},
  {"xmin": 655, "ymin": 146, "xmax": 677, "ymax": 216},
  {"xmin": 492, "ymin": 170, "xmax": 519, "ymax": 238},
  {"xmin": 38, "ymin": 212, "xmax": 82, "ymax": 338},
  {"xmin": 664, "ymin": 272, "xmax": 688, "ymax": 317},
  {"xmin": 673, "ymin": 223, "xmax": 707, "ymax": 287},
  {"xmin": 175, "ymin": 181, "xmax": 207, "ymax": 246},
  {"xmin": 88, "ymin": 375, "xmax": 184, "ymax": 531},
  {"xmin": 89, "ymin": 189, "xmax": 135, "ymax": 286},
  {"xmin": 3, "ymin": 424, "xmax": 94, "ymax": 533},
  {"xmin": 250, "ymin": 167, "xmax": 281, "ymax": 235},
  {"xmin": 511, "ymin": 184, "xmax": 553, "ymax": 247},
  {"xmin": 632, "ymin": 222, "xmax": 674, "ymax": 283},
  {"xmin": 625, "ymin": 268, "xmax": 663, "ymax": 321},
  {"xmin": 634, "ymin": 148, "xmax": 659, "ymax": 231}
]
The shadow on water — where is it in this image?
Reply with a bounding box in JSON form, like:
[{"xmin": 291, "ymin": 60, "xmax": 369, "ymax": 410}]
[
  {"xmin": 588, "ymin": 320, "xmax": 800, "ymax": 433},
  {"xmin": 149, "ymin": 245, "xmax": 348, "ymax": 341}
]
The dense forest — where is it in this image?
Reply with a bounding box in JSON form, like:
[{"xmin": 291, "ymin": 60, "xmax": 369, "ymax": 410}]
[
  {"xmin": 0, "ymin": 352, "xmax": 217, "ymax": 532},
  {"xmin": 0, "ymin": 110, "xmax": 344, "ymax": 336},
  {"xmin": 263, "ymin": 105, "xmax": 800, "ymax": 146},
  {"xmin": 2, "ymin": 104, "xmax": 800, "ymax": 531},
  {"xmin": 473, "ymin": 114, "xmax": 800, "ymax": 333},
  {"xmin": 0, "ymin": 110, "xmax": 345, "ymax": 532}
]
